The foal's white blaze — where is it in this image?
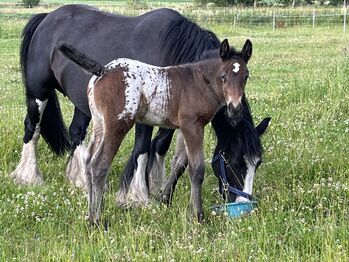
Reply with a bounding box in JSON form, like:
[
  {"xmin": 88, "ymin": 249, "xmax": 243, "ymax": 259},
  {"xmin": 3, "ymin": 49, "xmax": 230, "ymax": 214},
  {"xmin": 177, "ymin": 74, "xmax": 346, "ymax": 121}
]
[
  {"xmin": 127, "ymin": 153, "xmax": 149, "ymax": 204},
  {"xmin": 10, "ymin": 99, "xmax": 48, "ymax": 185},
  {"xmin": 106, "ymin": 58, "xmax": 171, "ymax": 125},
  {"xmin": 148, "ymin": 153, "xmax": 166, "ymax": 195},
  {"xmin": 233, "ymin": 62, "xmax": 240, "ymax": 73},
  {"xmin": 235, "ymin": 156, "xmax": 260, "ymax": 203}
]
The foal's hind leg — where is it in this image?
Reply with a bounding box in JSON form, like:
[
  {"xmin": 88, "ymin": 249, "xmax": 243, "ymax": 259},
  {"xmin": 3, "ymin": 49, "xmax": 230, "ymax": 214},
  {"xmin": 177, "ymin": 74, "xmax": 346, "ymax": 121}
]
[
  {"xmin": 161, "ymin": 130, "xmax": 188, "ymax": 206},
  {"xmin": 87, "ymin": 119, "xmax": 132, "ymax": 225},
  {"xmin": 147, "ymin": 128, "xmax": 175, "ymax": 197},
  {"xmin": 65, "ymin": 107, "xmax": 91, "ymax": 190},
  {"xmin": 10, "ymin": 96, "xmax": 47, "ymax": 185}
]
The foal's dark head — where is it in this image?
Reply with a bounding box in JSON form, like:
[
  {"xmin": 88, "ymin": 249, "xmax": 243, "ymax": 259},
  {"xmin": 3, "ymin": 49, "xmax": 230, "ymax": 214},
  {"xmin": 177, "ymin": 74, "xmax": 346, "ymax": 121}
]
[
  {"xmin": 219, "ymin": 39, "xmax": 252, "ymax": 126},
  {"xmin": 211, "ymin": 101, "xmax": 271, "ymax": 202}
]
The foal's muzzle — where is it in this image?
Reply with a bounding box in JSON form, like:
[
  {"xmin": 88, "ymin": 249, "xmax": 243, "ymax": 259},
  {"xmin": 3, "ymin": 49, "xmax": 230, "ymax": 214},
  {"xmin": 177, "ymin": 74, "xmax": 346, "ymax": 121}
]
[{"xmin": 227, "ymin": 102, "xmax": 242, "ymax": 125}]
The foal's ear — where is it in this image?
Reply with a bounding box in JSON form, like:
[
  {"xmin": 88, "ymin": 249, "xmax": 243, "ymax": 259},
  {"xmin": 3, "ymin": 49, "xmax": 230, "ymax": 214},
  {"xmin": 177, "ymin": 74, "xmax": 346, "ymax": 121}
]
[
  {"xmin": 256, "ymin": 117, "xmax": 271, "ymax": 136},
  {"xmin": 220, "ymin": 39, "xmax": 230, "ymax": 60},
  {"xmin": 241, "ymin": 39, "xmax": 253, "ymax": 63}
]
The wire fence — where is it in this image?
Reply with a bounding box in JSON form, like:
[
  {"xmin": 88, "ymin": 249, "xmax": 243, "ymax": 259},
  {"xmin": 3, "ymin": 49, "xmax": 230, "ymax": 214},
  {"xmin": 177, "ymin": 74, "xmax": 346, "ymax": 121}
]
[{"xmin": 186, "ymin": 10, "xmax": 348, "ymax": 31}]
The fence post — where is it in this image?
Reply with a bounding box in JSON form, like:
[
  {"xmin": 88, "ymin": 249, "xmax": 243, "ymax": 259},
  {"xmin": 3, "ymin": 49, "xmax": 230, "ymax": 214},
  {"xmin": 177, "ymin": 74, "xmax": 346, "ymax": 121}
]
[
  {"xmin": 344, "ymin": 6, "xmax": 347, "ymax": 34},
  {"xmin": 233, "ymin": 13, "xmax": 236, "ymax": 28},
  {"xmin": 312, "ymin": 10, "xmax": 316, "ymax": 29},
  {"xmin": 273, "ymin": 11, "xmax": 276, "ymax": 31}
]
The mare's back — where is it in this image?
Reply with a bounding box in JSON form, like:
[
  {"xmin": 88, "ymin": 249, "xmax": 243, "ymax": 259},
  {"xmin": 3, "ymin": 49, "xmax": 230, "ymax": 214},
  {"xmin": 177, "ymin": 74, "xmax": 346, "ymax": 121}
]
[{"xmin": 28, "ymin": 5, "xmax": 184, "ymax": 116}]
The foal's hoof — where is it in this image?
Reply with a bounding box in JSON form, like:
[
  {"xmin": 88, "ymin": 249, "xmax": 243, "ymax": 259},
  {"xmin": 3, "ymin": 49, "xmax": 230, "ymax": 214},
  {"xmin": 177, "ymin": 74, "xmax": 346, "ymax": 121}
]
[
  {"xmin": 157, "ymin": 190, "xmax": 173, "ymax": 207},
  {"xmin": 91, "ymin": 220, "xmax": 110, "ymax": 231},
  {"xmin": 86, "ymin": 216, "xmax": 110, "ymax": 231},
  {"xmin": 158, "ymin": 193, "xmax": 171, "ymax": 207},
  {"xmin": 197, "ymin": 213, "xmax": 204, "ymax": 224}
]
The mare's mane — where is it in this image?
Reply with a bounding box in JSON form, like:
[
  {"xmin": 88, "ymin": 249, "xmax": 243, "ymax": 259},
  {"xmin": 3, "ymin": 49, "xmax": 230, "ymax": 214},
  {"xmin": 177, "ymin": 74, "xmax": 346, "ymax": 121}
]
[{"xmin": 160, "ymin": 15, "xmax": 221, "ymax": 65}]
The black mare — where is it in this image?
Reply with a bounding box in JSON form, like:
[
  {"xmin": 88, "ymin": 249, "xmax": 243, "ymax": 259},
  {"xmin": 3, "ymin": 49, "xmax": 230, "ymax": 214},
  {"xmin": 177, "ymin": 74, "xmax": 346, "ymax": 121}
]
[{"xmin": 11, "ymin": 4, "xmax": 263, "ymax": 205}]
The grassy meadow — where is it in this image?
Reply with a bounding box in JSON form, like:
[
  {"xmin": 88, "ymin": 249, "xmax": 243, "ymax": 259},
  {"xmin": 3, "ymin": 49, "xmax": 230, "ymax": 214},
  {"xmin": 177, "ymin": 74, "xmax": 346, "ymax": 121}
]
[{"xmin": 0, "ymin": 3, "xmax": 348, "ymax": 261}]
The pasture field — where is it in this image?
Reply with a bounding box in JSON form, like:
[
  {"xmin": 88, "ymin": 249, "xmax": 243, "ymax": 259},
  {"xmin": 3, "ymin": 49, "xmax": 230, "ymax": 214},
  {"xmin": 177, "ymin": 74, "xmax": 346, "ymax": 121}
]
[{"xmin": 0, "ymin": 3, "xmax": 349, "ymax": 261}]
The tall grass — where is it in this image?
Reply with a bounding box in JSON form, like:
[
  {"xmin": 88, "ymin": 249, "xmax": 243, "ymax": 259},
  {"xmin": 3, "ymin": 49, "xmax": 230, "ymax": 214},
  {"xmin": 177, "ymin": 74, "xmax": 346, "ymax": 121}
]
[{"xmin": 0, "ymin": 3, "xmax": 348, "ymax": 261}]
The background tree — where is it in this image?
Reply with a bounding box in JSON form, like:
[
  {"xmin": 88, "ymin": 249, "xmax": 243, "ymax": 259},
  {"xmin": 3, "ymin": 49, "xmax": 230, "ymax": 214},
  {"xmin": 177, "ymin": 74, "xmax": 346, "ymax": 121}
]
[{"xmin": 22, "ymin": 0, "xmax": 40, "ymax": 8}]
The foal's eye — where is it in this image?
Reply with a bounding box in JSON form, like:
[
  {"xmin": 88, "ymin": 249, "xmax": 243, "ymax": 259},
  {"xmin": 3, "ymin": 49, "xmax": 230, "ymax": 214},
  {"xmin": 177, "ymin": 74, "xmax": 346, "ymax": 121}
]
[{"xmin": 221, "ymin": 74, "xmax": 226, "ymax": 82}]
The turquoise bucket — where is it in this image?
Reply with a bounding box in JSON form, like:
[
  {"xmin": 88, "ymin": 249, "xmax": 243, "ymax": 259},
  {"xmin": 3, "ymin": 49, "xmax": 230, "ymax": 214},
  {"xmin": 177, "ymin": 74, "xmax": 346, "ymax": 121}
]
[{"xmin": 211, "ymin": 201, "xmax": 257, "ymax": 218}]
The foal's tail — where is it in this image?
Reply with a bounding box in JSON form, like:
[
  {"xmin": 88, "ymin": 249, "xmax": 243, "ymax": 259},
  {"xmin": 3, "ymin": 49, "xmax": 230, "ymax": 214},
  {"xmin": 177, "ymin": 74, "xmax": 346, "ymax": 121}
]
[{"xmin": 57, "ymin": 42, "xmax": 106, "ymax": 77}]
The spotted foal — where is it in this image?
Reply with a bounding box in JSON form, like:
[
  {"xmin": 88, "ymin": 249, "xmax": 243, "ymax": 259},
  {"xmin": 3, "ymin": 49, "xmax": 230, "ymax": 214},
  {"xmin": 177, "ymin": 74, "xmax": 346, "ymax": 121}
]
[{"xmin": 58, "ymin": 38, "xmax": 252, "ymax": 224}]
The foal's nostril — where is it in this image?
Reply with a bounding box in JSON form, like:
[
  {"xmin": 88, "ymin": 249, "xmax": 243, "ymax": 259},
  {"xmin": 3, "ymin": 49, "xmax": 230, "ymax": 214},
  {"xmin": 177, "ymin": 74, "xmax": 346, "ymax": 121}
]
[{"xmin": 227, "ymin": 102, "xmax": 242, "ymax": 118}]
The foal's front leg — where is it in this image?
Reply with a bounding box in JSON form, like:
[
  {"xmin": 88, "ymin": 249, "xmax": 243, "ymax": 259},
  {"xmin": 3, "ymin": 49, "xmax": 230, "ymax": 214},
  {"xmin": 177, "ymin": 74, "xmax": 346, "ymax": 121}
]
[{"xmin": 181, "ymin": 124, "xmax": 205, "ymax": 223}]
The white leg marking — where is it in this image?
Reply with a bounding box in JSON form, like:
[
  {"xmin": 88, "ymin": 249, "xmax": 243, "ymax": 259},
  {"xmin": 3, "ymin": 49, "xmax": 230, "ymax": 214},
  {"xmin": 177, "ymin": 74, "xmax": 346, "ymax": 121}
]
[
  {"xmin": 10, "ymin": 99, "xmax": 48, "ymax": 185},
  {"xmin": 10, "ymin": 136, "xmax": 43, "ymax": 185},
  {"xmin": 65, "ymin": 142, "xmax": 88, "ymax": 191},
  {"xmin": 148, "ymin": 153, "xmax": 166, "ymax": 196},
  {"xmin": 235, "ymin": 156, "xmax": 259, "ymax": 203},
  {"xmin": 35, "ymin": 99, "xmax": 47, "ymax": 119},
  {"xmin": 127, "ymin": 153, "xmax": 149, "ymax": 205}
]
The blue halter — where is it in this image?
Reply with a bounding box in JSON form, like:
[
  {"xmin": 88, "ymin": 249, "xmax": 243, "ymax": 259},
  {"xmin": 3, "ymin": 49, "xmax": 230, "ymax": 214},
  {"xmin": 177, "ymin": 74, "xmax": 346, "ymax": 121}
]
[{"xmin": 212, "ymin": 152, "xmax": 254, "ymax": 201}]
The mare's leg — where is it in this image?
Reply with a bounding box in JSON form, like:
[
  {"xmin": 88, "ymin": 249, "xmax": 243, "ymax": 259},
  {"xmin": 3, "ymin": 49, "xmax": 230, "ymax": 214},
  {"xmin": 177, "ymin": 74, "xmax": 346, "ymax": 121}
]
[
  {"xmin": 181, "ymin": 124, "xmax": 205, "ymax": 223},
  {"xmin": 116, "ymin": 123, "xmax": 153, "ymax": 206},
  {"xmin": 87, "ymin": 118, "xmax": 133, "ymax": 225},
  {"xmin": 10, "ymin": 95, "xmax": 48, "ymax": 185},
  {"xmin": 147, "ymin": 128, "xmax": 175, "ymax": 196},
  {"xmin": 65, "ymin": 107, "xmax": 91, "ymax": 190},
  {"xmin": 161, "ymin": 131, "xmax": 188, "ymax": 205}
]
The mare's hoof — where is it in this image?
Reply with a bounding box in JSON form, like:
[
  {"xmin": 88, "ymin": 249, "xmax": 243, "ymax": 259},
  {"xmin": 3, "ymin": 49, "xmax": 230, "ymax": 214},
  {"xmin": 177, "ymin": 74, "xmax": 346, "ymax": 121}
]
[
  {"xmin": 10, "ymin": 168, "xmax": 44, "ymax": 186},
  {"xmin": 115, "ymin": 187, "xmax": 128, "ymax": 206}
]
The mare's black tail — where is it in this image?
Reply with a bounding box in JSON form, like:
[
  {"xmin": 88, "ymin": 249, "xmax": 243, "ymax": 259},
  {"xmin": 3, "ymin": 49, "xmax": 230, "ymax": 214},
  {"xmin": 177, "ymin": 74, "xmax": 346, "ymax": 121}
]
[
  {"xmin": 57, "ymin": 42, "xmax": 106, "ymax": 77},
  {"xmin": 21, "ymin": 13, "xmax": 70, "ymax": 155},
  {"xmin": 20, "ymin": 13, "xmax": 48, "ymax": 83}
]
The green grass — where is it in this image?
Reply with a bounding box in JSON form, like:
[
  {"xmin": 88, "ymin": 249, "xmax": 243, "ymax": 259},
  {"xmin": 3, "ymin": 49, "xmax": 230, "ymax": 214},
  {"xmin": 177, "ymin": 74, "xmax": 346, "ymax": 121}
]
[{"xmin": 0, "ymin": 3, "xmax": 349, "ymax": 261}]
